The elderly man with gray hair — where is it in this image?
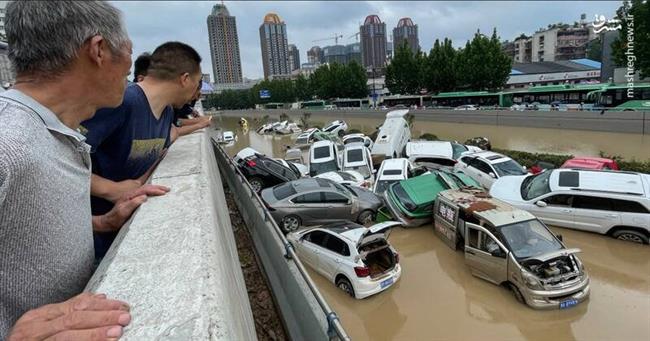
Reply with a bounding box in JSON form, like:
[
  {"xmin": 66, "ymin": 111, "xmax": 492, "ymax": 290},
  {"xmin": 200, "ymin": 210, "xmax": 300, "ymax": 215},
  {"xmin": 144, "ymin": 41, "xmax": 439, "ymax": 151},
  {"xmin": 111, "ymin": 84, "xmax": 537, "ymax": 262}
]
[{"xmin": 0, "ymin": 1, "xmax": 169, "ymax": 340}]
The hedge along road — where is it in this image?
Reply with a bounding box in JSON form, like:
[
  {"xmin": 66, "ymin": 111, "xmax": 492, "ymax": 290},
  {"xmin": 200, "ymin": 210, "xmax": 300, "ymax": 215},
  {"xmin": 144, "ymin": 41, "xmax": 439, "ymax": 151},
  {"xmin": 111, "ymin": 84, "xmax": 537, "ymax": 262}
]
[
  {"xmin": 214, "ymin": 111, "xmax": 650, "ymax": 161},
  {"xmin": 215, "ymin": 117, "xmax": 650, "ymax": 341}
]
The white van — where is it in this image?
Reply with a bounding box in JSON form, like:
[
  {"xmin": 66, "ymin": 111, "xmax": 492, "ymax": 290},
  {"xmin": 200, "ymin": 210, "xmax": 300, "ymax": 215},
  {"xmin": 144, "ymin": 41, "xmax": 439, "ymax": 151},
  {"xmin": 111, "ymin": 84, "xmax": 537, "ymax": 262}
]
[
  {"xmin": 308, "ymin": 140, "xmax": 344, "ymax": 177},
  {"xmin": 370, "ymin": 109, "xmax": 411, "ymax": 166}
]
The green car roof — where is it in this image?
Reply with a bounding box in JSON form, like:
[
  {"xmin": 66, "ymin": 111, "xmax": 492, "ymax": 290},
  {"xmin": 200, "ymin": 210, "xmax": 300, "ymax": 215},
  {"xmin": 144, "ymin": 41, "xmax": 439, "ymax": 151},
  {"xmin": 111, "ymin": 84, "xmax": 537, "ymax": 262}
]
[{"xmin": 400, "ymin": 173, "xmax": 448, "ymax": 206}]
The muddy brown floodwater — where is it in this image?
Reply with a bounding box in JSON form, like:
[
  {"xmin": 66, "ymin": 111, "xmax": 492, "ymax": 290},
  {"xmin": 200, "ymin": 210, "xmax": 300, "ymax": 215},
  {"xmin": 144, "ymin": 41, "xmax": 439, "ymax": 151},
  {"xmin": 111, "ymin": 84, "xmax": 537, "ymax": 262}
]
[{"xmin": 214, "ymin": 115, "xmax": 650, "ymax": 341}]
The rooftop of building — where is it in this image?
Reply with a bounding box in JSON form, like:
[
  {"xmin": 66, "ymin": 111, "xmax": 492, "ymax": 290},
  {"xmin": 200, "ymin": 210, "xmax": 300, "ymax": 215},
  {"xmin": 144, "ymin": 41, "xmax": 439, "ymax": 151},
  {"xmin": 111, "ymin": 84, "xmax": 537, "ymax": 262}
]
[
  {"xmin": 210, "ymin": 3, "xmax": 229, "ymax": 16},
  {"xmin": 397, "ymin": 17, "xmax": 415, "ymax": 27},
  {"xmin": 510, "ymin": 59, "xmax": 600, "ymax": 75},
  {"xmin": 263, "ymin": 13, "xmax": 282, "ymax": 24},
  {"xmin": 364, "ymin": 14, "xmax": 382, "ymax": 25}
]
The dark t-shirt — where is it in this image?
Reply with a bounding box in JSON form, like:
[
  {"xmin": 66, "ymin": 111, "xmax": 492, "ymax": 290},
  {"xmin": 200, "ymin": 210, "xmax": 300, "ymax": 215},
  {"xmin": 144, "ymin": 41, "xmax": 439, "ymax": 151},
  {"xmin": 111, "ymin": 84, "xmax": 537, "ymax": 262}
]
[
  {"xmin": 173, "ymin": 101, "xmax": 196, "ymax": 126},
  {"xmin": 81, "ymin": 84, "xmax": 173, "ymax": 258}
]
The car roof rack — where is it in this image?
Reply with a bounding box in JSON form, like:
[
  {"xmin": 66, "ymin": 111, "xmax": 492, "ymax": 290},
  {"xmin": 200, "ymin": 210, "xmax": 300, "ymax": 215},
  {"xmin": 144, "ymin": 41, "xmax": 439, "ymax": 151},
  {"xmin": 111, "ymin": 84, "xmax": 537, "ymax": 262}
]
[{"xmin": 569, "ymin": 188, "xmax": 644, "ymax": 196}]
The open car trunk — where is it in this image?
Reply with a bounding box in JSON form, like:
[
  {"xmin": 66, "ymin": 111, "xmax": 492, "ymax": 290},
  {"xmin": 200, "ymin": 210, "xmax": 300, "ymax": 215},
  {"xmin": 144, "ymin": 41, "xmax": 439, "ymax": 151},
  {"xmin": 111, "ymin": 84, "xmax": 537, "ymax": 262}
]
[{"xmin": 359, "ymin": 240, "xmax": 397, "ymax": 279}]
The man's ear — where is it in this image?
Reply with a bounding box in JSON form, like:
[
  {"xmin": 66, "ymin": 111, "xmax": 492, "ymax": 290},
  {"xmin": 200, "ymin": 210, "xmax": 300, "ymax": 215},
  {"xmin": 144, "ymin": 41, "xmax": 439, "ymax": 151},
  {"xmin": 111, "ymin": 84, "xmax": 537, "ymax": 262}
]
[
  {"xmin": 86, "ymin": 35, "xmax": 106, "ymax": 66},
  {"xmin": 180, "ymin": 72, "xmax": 191, "ymax": 86}
]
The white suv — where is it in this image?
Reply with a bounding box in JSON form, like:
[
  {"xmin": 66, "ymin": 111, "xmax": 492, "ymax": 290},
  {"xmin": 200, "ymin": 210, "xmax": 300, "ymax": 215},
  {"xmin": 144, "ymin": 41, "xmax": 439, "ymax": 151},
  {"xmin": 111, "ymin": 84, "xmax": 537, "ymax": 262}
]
[
  {"xmin": 490, "ymin": 169, "xmax": 650, "ymax": 244},
  {"xmin": 455, "ymin": 151, "xmax": 527, "ymax": 189},
  {"xmin": 309, "ymin": 140, "xmax": 344, "ymax": 177}
]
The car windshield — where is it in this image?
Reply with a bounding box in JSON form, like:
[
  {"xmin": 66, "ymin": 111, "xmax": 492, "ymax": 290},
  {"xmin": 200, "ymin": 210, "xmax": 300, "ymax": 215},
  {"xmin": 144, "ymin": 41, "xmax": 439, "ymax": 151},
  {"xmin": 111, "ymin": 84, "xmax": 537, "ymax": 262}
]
[
  {"xmin": 313, "ymin": 146, "xmax": 331, "ymax": 159},
  {"xmin": 296, "ymin": 137, "xmax": 309, "ymax": 144},
  {"xmin": 347, "ymin": 165, "xmax": 371, "ymax": 179},
  {"xmin": 493, "ymin": 159, "xmax": 526, "ymax": 176},
  {"xmin": 346, "ymin": 149, "xmax": 364, "ymax": 163},
  {"xmin": 498, "ymin": 219, "xmax": 564, "ymax": 259},
  {"xmin": 309, "ymin": 160, "xmax": 338, "ymax": 176},
  {"xmin": 345, "ymin": 137, "xmax": 363, "ymax": 144},
  {"xmin": 331, "ymin": 181, "xmax": 355, "ymax": 197},
  {"xmin": 391, "ymin": 183, "xmax": 417, "ymax": 211},
  {"xmin": 451, "ymin": 143, "xmax": 469, "ymax": 159},
  {"xmin": 272, "ymin": 183, "xmax": 296, "ymax": 200},
  {"xmin": 375, "ymin": 180, "xmax": 397, "ymax": 194},
  {"xmin": 521, "ymin": 171, "xmax": 552, "ymax": 200}
]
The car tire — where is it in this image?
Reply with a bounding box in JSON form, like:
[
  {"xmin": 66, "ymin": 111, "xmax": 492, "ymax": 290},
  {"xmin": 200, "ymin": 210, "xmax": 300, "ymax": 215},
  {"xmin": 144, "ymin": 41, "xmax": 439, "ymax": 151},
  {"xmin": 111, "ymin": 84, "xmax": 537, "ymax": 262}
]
[
  {"xmin": 336, "ymin": 277, "xmax": 355, "ymax": 298},
  {"xmin": 612, "ymin": 229, "xmax": 649, "ymax": 244},
  {"xmin": 281, "ymin": 215, "xmax": 301, "ymax": 234},
  {"xmin": 248, "ymin": 177, "xmax": 264, "ymax": 193},
  {"xmin": 357, "ymin": 210, "xmax": 375, "ymax": 225},
  {"xmin": 509, "ymin": 283, "xmax": 526, "ymax": 305}
]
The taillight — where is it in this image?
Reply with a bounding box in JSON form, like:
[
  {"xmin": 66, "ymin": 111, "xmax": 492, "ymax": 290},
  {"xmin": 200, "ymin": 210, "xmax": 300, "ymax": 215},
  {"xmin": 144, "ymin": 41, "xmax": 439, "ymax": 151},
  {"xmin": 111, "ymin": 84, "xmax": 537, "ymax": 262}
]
[
  {"xmin": 394, "ymin": 252, "xmax": 399, "ymax": 264},
  {"xmin": 247, "ymin": 160, "xmax": 256, "ymax": 167},
  {"xmin": 354, "ymin": 266, "xmax": 370, "ymax": 277}
]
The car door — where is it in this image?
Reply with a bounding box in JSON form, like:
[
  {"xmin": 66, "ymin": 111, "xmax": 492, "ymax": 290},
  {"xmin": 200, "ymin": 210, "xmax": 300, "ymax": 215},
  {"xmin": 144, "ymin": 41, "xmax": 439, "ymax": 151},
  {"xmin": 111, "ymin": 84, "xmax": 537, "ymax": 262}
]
[
  {"xmin": 299, "ymin": 230, "xmax": 328, "ymax": 271},
  {"xmin": 320, "ymin": 234, "xmax": 350, "ymax": 281},
  {"xmin": 571, "ymin": 195, "xmax": 621, "ymax": 234},
  {"xmin": 291, "ymin": 192, "xmax": 326, "ymax": 225},
  {"xmin": 322, "ymin": 190, "xmax": 353, "ymax": 222},
  {"xmin": 464, "ymin": 223, "xmax": 508, "ymax": 285},
  {"xmin": 528, "ymin": 194, "xmax": 576, "ymax": 229},
  {"xmin": 612, "ymin": 199, "xmax": 650, "ymax": 232},
  {"xmin": 469, "ymin": 159, "xmax": 495, "ymax": 189}
]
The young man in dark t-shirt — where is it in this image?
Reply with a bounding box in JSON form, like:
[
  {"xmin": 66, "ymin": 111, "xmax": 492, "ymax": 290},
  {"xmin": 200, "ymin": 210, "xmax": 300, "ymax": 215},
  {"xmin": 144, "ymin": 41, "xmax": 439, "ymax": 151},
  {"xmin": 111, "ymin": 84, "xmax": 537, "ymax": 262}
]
[{"xmin": 81, "ymin": 41, "xmax": 203, "ymax": 258}]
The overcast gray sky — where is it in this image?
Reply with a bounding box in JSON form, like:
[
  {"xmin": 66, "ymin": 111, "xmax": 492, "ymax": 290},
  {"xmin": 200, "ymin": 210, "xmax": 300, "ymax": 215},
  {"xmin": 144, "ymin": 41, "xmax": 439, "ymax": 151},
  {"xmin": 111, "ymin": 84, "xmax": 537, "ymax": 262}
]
[{"xmin": 111, "ymin": 1, "xmax": 622, "ymax": 81}]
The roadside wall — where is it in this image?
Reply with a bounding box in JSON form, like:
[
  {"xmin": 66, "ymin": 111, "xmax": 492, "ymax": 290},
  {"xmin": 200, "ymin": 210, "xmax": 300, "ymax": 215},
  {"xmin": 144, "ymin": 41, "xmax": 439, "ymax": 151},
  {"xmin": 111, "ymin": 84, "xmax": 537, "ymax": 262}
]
[
  {"xmin": 86, "ymin": 131, "xmax": 257, "ymax": 340},
  {"xmin": 215, "ymin": 109, "xmax": 649, "ymax": 135}
]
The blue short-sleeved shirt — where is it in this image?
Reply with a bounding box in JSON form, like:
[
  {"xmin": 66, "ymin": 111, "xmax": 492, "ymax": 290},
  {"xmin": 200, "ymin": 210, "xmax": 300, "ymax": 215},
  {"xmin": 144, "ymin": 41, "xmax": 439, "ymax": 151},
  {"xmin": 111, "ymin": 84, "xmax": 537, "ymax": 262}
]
[{"xmin": 81, "ymin": 84, "xmax": 173, "ymax": 258}]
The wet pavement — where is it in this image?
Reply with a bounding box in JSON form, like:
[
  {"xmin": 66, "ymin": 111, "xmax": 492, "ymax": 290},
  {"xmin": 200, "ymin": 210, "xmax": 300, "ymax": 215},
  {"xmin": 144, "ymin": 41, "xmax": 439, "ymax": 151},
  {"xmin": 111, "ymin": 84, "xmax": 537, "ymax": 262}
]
[{"xmin": 214, "ymin": 115, "xmax": 650, "ymax": 341}]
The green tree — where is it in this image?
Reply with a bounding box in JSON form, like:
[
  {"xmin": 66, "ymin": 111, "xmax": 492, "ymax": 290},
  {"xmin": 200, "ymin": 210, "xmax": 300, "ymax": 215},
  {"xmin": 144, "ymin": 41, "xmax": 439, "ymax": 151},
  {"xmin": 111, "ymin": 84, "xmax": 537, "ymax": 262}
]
[
  {"xmin": 587, "ymin": 37, "xmax": 603, "ymax": 62},
  {"xmin": 612, "ymin": 0, "xmax": 650, "ymax": 78},
  {"xmin": 425, "ymin": 38, "xmax": 458, "ymax": 93},
  {"xmin": 309, "ymin": 62, "xmax": 368, "ymax": 99},
  {"xmin": 457, "ymin": 28, "xmax": 511, "ymax": 91},
  {"xmin": 385, "ymin": 41, "xmax": 421, "ymax": 94},
  {"xmin": 344, "ymin": 61, "xmax": 369, "ymax": 98}
]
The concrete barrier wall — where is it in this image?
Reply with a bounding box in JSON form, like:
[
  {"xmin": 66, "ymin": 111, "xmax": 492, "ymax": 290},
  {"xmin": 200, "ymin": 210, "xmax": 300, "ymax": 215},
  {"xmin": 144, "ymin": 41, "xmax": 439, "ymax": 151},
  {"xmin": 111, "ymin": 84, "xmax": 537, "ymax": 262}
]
[
  {"xmin": 86, "ymin": 131, "xmax": 257, "ymax": 340},
  {"xmin": 215, "ymin": 108, "xmax": 649, "ymax": 134}
]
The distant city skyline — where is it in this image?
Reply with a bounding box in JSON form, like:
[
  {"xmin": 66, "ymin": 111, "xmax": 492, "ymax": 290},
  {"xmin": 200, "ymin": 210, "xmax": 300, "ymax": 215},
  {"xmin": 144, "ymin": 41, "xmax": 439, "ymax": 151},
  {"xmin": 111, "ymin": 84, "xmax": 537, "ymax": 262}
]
[{"xmin": 112, "ymin": 1, "xmax": 621, "ymax": 80}]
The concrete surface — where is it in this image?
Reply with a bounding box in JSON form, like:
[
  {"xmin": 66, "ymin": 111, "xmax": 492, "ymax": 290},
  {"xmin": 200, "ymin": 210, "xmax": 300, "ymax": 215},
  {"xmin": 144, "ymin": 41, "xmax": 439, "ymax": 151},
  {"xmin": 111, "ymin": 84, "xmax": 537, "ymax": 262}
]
[{"xmin": 86, "ymin": 130, "xmax": 257, "ymax": 340}]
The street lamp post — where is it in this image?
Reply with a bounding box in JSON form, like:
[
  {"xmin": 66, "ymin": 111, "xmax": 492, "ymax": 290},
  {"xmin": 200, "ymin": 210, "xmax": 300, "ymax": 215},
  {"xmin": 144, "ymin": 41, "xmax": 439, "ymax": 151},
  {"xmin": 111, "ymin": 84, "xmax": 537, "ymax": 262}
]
[{"xmin": 372, "ymin": 67, "xmax": 376, "ymax": 109}]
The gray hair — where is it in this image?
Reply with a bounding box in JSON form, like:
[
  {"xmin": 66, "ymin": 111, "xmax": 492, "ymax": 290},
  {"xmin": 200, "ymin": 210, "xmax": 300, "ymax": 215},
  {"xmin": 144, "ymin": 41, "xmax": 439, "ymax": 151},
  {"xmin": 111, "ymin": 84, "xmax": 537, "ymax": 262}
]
[{"xmin": 6, "ymin": 1, "xmax": 130, "ymax": 77}]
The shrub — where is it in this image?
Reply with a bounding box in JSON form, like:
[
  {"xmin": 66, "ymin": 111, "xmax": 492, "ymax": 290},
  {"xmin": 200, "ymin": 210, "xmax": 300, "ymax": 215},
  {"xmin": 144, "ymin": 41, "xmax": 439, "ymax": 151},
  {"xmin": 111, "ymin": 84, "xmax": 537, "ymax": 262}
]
[{"xmin": 419, "ymin": 133, "xmax": 439, "ymax": 141}]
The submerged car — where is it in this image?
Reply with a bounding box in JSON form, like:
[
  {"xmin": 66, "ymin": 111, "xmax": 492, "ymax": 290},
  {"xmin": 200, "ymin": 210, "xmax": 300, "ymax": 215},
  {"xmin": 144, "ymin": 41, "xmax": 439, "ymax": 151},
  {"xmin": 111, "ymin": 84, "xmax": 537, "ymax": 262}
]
[
  {"xmin": 236, "ymin": 154, "xmax": 301, "ymax": 192},
  {"xmin": 455, "ymin": 151, "xmax": 527, "ymax": 189},
  {"xmin": 433, "ymin": 188, "xmax": 590, "ymax": 309},
  {"xmin": 295, "ymin": 128, "xmax": 321, "ymax": 147},
  {"xmin": 405, "ymin": 141, "xmax": 481, "ymax": 168},
  {"xmin": 373, "ymin": 158, "xmax": 412, "ymax": 195},
  {"xmin": 261, "ymin": 178, "xmax": 383, "ymax": 232},
  {"xmin": 323, "ymin": 120, "xmax": 349, "ymax": 137},
  {"xmin": 343, "ymin": 142, "xmax": 375, "ymax": 184},
  {"xmin": 220, "ymin": 131, "xmax": 235, "ymax": 143},
  {"xmin": 383, "ymin": 170, "xmax": 480, "ymax": 227},
  {"xmin": 287, "ymin": 221, "xmax": 402, "ymax": 299},
  {"xmin": 560, "ymin": 157, "xmax": 620, "ymax": 171},
  {"xmin": 309, "ymin": 140, "xmax": 344, "ymax": 177},
  {"xmin": 343, "ymin": 133, "xmax": 374, "ymax": 149}
]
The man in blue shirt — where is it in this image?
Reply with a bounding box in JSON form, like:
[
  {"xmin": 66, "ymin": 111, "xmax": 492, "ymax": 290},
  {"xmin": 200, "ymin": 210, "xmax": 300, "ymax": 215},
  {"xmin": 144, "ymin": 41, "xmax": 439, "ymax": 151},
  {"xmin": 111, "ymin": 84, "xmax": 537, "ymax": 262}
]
[{"xmin": 82, "ymin": 41, "xmax": 203, "ymax": 258}]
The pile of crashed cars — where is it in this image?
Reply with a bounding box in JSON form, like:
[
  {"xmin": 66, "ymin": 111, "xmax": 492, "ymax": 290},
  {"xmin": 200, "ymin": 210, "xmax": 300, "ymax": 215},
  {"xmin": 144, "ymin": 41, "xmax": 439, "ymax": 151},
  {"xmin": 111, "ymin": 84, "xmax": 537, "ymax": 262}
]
[{"xmin": 231, "ymin": 109, "xmax": 650, "ymax": 308}]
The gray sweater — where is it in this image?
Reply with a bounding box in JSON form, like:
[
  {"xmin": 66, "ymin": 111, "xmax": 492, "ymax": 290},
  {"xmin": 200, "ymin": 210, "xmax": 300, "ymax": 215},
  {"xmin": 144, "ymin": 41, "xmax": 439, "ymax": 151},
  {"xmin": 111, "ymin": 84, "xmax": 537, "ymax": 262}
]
[{"xmin": 0, "ymin": 90, "xmax": 95, "ymax": 338}]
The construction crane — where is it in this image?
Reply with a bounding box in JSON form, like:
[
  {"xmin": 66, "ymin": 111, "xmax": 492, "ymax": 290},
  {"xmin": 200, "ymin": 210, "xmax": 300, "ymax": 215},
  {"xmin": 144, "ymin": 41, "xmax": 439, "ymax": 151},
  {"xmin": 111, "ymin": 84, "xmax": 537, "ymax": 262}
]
[
  {"xmin": 313, "ymin": 34, "xmax": 344, "ymax": 45},
  {"xmin": 348, "ymin": 32, "xmax": 360, "ymax": 42}
]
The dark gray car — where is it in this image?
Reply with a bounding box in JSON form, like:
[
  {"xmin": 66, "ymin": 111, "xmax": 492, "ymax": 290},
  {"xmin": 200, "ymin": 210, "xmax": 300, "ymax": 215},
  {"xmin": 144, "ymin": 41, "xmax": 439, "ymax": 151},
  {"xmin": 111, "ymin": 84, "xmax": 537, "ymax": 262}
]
[{"xmin": 261, "ymin": 178, "xmax": 383, "ymax": 233}]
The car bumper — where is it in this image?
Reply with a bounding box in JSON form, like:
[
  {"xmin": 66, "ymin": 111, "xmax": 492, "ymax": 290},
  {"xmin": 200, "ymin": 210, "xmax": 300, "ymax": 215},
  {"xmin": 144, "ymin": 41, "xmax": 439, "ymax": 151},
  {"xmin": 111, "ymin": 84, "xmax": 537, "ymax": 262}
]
[
  {"xmin": 382, "ymin": 192, "xmax": 430, "ymax": 228},
  {"xmin": 354, "ymin": 264, "xmax": 402, "ymax": 299},
  {"xmin": 521, "ymin": 275, "xmax": 590, "ymax": 310}
]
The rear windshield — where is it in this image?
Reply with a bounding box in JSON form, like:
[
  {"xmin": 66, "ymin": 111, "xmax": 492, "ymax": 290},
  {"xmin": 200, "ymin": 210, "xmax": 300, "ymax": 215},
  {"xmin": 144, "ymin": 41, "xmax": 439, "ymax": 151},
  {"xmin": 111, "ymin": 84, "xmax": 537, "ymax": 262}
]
[
  {"xmin": 347, "ymin": 149, "xmax": 364, "ymax": 162},
  {"xmin": 345, "ymin": 137, "xmax": 363, "ymax": 144},
  {"xmin": 310, "ymin": 160, "xmax": 338, "ymax": 176},
  {"xmin": 313, "ymin": 146, "xmax": 331, "ymax": 159},
  {"xmin": 272, "ymin": 183, "xmax": 296, "ymax": 200},
  {"xmin": 383, "ymin": 169, "xmax": 402, "ymax": 176}
]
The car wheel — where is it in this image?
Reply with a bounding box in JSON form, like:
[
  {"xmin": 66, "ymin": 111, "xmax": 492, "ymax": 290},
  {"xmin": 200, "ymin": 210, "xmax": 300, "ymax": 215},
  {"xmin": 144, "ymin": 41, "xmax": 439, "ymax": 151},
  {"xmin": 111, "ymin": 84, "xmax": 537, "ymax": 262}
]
[
  {"xmin": 248, "ymin": 177, "xmax": 264, "ymax": 193},
  {"xmin": 612, "ymin": 229, "xmax": 649, "ymax": 244},
  {"xmin": 357, "ymin": 210, "xmax": 375, "ymax": 225},
  {"xmin": 509, "ymin": 283, "xmax": 526, "ymax": 305},
  {"xmin": 336, "ymin": 277, "xmax": 355, "ymax": 298},
  {"xmin": 281, "ymin": 215, "xmax": 301, "ymax": 233}
]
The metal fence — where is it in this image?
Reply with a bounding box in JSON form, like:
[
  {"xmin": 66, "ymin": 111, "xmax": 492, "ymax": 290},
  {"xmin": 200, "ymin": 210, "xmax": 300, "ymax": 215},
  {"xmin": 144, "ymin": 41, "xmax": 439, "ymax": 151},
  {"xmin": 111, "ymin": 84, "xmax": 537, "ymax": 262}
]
[{"xmin": 211, "ymin": 138, "xmax": 350, "ymax": 341}]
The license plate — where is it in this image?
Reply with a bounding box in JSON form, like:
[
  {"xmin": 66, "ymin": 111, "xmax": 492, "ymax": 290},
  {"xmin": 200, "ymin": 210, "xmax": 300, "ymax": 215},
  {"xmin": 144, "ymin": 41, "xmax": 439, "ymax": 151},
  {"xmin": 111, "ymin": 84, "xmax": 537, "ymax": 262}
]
[
  {"xmin": 559, "ymin": 298, "xmax": 578, "ymax": 309},
  {"xmin": 380, "ymin": 278, "xmax": 393, "ymax": 289}
]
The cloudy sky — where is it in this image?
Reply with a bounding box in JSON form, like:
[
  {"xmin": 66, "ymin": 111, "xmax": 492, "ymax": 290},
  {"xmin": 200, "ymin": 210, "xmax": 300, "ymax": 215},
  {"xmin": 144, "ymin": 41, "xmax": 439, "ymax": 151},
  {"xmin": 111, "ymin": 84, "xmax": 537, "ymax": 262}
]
[{"xmin": 112, "ymin": 1, "xmax": 621, "ymax": 80}]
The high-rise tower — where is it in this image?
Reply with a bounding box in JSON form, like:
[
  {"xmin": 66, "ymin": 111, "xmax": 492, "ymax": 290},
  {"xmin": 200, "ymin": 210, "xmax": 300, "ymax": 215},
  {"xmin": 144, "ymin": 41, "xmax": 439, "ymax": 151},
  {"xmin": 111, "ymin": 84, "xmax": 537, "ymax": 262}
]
[{"xmin": 207, "ymin": 3, "xmax": 243, "ymax": 84}]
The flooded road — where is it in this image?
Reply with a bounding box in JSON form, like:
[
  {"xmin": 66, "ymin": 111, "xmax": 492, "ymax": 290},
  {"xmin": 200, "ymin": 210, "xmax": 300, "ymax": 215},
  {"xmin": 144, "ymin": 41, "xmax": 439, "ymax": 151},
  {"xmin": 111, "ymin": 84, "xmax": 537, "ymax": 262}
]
[
  {"xmin": 214, "ymin": 113, "xmax": 650, "ymax": 161},
  {"xmin": 214, "ymin": 115, "xmax": 650, "ymax": 340}
]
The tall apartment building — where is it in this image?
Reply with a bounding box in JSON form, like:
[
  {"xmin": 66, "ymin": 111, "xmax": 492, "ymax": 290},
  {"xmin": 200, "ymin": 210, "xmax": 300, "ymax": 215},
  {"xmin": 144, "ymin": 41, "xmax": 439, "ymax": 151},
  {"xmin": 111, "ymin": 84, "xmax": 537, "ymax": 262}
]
[
  {"xmin": 0, "ymin": 1, "xmax": 7, "ymax": 38},
  {"xmin": 360, "ymin": 14, "xmax": 387, "ymax": 69},
  {"xmin": 207, "ymin": 4, "xmax": 243, "ymax": 84},
  {"xmin": 259, "ymin": 13, "xmax": 290, "ymax": 79},
  {"xmin": 346, "ymin": 43, "xmax": 362, "ymax": 65},
  {"xmin": 531, "ymin": 23, "xmax": 595, "ymax": 62},
  {"xmin": 323, "ymin": 45, "xmax": 347, "ymax": 64},
  {"xmin": 307, "ymin": 46, "xmax": 323, "ymax": 64},
  {"xmin": 513, "ymin": 35, "xmax": 532, "ymax": 63},
  {"xmin": 288, "ymin": 44, "xmax": 300, "ymax": 71},
  {"xmin": 392, "ymin": 17, "xmax": 419, "ymax": 54}
]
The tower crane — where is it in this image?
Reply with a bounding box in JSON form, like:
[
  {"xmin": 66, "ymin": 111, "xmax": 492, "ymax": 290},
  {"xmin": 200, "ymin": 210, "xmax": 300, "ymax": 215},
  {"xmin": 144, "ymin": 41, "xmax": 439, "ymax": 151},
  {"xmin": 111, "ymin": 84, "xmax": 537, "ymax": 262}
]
[
  {"xmin": 348, "ymin": 32, "xmax": 360, "ymax": 42},
  {"xmin": 312, "ymin": 34, "xmax": 344, "ymax": 45}
]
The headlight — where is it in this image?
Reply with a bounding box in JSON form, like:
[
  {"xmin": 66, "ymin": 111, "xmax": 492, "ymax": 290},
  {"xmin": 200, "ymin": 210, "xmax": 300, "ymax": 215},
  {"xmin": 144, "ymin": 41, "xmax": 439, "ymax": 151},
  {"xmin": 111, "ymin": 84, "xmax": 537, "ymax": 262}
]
[{"xmin": 521, "ymin": 270, "xmax": 544, "ymax": 290}]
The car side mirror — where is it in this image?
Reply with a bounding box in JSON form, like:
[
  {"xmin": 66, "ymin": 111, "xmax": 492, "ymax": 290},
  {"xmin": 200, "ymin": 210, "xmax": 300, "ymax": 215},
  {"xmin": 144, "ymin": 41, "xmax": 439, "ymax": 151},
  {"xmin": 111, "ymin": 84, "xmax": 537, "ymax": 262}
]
[
  {"xmin": 489, "ymin": 172, "xmax": 496, "ymax": 179},
  {"xmin": 364, "ymin": 141, "xmax": 371, "ymax": 147},
  {"xmin": 522, "ymin": 166, "xmax": 527, "ymax": 171},
  {"xmin": 490, "ymin": 249, "xmax": 506, "ymax": 258},
  {"xmin": 347, "ymin": 199, "xmax": 352, "ymax": 205},
  {"xmin": 556, "ymin": 234, "xmax": 563, "ymax": 242},
  {"xmin": 535, "ymin": 200, "xmax": 548, "ymax": 208}
]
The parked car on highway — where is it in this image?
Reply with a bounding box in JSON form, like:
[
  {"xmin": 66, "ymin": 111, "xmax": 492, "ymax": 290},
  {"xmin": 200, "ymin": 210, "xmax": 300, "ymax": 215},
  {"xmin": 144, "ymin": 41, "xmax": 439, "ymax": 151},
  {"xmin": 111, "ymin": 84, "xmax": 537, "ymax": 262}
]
[
  {"xmin": 314, "ymin": 170, "xmax": 369, "ymax": 188},
  {"xmin": 454, "ymin": 104, "xmax": 478, "ymax": 110},
  {"xmin": 433, "ymin": 188, "xmax": 590, "ymax": 309},
  {"xmin": 455, "ymin": 151, "xmax": 527, "ymax": 189},
  {"xmin": 489, "ymin": 168, "xmax": 650, "ymax": 244},
  {"xmin": 261, "ymin": 178, "xmax": 384, "ymax": 232},
  {"xmin": 309, "ymin": 140, "xmax": 344, "ymax": 176},
  {"xmin": 236, "ymin": 154, "xmax": 301, "ymax": 192},
  {"xmin": 221, "ymin": 131, "xmax": 235, "ymax": 143},
  {"xmin": 343, "ymin": 133, "xmax": 373, "ymax": 149},
  {"xmin": 405, "ymin": 141, "xmax": 482, "ymax": 168},
  {"xmin": 323, "ymin": 120, "xmax": 349, "ymax": 137},
  {"xmin": 275, "ymin": 121, "xmax": 302, "ymax": 135},
  {"xmin": 371, "ymin": 109, "xmax": 411, "ymax": 165},
  {"xmin": 373, "ymin": 158, "xmax": 427, "ymax": 195},
  {"xmin": 343, "ymin": 142, "xmax": 375, "ymax": 184},
  {"xmin": 287, "ymin": 221, "xmax": 402, "ymax": 299},
  {"xmin": 383, "ymin": 170, "xmax": 480, "ymax": 227},
  {"xmin": 560, "ymin": 157, "xmax": 620, "ymax": 171}
]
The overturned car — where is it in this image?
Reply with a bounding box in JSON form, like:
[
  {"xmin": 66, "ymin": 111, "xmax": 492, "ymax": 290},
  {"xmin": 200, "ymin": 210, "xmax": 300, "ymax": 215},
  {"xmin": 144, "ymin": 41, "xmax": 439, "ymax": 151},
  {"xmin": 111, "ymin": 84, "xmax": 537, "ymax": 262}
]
[{"xmin": 433, "ymin": 188, "xmax": 590, "ymax": 309}]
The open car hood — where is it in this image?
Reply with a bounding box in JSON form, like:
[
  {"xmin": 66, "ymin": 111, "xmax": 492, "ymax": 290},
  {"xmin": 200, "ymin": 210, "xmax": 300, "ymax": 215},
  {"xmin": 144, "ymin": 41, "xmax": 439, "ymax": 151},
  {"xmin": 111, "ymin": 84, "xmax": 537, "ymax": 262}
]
[
  {"xmin": 524, "ymin": 248, "xmax": 581, "ymax": 263},
  {"xmin": 357, "ymin": 221, "xmax": 402, "ymax": 248}
]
